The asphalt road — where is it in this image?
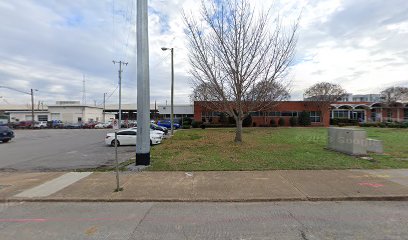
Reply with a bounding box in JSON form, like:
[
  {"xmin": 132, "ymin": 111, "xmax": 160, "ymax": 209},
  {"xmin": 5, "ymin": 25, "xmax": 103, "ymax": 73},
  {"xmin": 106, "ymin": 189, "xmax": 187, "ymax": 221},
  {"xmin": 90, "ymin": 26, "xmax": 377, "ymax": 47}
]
[
  {"xmin": 0, "ymin": 129, "xmax": 136, "ymax": 171},
  {"xmin": 0, "ymin": 201, "xmax": 407, "ymax": 239}
]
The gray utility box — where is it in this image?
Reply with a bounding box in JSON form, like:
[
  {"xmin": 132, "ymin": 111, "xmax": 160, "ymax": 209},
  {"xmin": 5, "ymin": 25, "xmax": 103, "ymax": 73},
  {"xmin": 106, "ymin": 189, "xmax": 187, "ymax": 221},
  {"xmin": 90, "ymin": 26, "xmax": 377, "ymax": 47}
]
[
  {"xmin": 328, "ymin": 127, "xmax": 367, "ymax": 155},
  {"xmin": 367, "ymin": 138, "xmax": 384, "ymax": 154}
]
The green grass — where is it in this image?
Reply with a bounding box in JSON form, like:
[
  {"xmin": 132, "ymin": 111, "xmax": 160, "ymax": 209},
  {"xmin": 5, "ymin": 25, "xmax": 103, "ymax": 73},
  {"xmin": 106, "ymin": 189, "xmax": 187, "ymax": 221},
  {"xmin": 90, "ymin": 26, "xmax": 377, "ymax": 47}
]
[{"xmin": 148, "ymin": 127, "xmax": 408, "ymax": 171}]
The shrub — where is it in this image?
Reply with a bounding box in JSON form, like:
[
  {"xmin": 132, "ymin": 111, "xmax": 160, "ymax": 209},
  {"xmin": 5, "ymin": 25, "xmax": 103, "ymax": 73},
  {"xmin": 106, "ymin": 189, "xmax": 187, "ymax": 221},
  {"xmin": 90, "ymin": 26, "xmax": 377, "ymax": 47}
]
[
  {"xmin": 182, "ymin": 123, "xmax": 191, "ymax": 129},
  {"xmin": 219, "ymin": 113, "xmax": 228, "ymax": 124},
  {"xmin": 200, "ymin": 124, "xmax": 206, "ymax": 129},
  {"xmin": 278, "ymin": 117, "xmax": 285, "ymax": 126},
  {"xmin": 242, "ymin": 115, "xmax": 252, "ymax": 127},
  {"xmin": 330, "ymin": 118, "xmax": 359, "ymax": 126},
  {"xmin": 183, "ymin": 118, "xmax": 193, "ymax": 125},
  {"xmin": 228, "ymin": 117, "xmax": 236, "ymax": 124},
  {"xmin": 289, "ymin": 117, "xmax": 298, "ymax": 127},
  {"xmin": 191, "ymin": 121, "xmax": 201, "ymax": 128},
  {"xmin": 298, "ymin": 111, "xmax": 311, "ymax": 126},
  {"xmin": 270, "ymin": 119, "xmax": 277, "ymax": 127},
  {"xmin": 200, "ymin": 124, "xmax": 236, "ymax": 128}
]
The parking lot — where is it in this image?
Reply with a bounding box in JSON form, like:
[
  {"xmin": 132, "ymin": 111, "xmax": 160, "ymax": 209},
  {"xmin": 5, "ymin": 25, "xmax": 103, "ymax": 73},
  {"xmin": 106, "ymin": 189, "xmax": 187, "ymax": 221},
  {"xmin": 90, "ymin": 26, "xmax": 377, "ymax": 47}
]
[{"xmin": 0, "ymin": 129, "xmax": 136, "ymax": 171}]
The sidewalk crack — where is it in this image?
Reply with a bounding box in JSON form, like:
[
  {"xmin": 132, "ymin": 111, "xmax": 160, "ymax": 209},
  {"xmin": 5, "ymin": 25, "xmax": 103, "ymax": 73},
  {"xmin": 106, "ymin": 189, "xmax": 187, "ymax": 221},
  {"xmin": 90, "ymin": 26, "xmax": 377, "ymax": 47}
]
[
  {"xmin": 277, "ymin": 171, "xmax": 308, "ymax": 200},
  {"xmin": 127, "ymin": 203, "xmax": 154, "ymax": 240}
]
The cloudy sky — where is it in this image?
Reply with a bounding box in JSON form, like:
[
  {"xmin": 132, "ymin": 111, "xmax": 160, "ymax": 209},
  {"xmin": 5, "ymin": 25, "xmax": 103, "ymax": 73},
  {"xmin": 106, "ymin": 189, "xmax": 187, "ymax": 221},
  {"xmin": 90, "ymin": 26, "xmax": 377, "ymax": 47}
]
[{"xmin": 0, "ymin": 0, "xmax": 407, "ymax": 106}]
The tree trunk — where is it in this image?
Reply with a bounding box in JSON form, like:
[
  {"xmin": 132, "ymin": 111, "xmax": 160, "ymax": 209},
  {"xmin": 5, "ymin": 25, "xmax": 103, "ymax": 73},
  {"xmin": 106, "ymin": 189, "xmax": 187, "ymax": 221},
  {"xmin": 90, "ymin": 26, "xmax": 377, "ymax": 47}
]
[{"xmin": 235, "ymin": 118, "xmax": 243, "ymax": 143}]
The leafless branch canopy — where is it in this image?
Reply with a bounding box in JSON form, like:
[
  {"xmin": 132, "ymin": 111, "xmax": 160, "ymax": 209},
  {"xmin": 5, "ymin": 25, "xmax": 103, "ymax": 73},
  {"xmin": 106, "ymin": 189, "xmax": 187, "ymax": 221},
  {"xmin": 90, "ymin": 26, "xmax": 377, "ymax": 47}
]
[
  {"xmin": 185, "ymin": 0, "xmax": 297, "ymax": 120},
  {"xmin": 304, "ymin": 82, "xmax": 347, "ymax": 104},
  {"xmin": 380, "ymin": 86, "xmax": 408, "ymax": 105}
]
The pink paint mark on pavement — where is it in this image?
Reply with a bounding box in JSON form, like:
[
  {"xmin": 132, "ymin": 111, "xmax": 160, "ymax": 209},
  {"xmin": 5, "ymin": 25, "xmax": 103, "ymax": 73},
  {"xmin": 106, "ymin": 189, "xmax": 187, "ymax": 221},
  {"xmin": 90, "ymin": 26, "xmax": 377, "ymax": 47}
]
[{"xmin": 358, "ymin": 182, "xmax": 384, "ymax": 188}]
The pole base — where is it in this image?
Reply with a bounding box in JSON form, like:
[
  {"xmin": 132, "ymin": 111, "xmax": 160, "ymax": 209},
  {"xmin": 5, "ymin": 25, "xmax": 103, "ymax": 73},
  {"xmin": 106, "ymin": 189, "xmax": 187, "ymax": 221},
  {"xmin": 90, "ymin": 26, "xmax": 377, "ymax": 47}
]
[{"xmin": 136, "ymin": 152, "xmax": 150, "ymax": 166}]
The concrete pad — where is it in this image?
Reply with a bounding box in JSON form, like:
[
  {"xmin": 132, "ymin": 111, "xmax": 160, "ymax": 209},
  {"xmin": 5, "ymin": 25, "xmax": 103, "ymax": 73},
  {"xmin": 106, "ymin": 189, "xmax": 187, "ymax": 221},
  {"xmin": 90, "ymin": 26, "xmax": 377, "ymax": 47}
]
[
  {"xmin": 281, "ymin": 170, "xmax": 408, "ymax": 200},
  {"xmin": 50, "ymin": 172, "xmax": 134, "ymax": 200},
  {"xmin": 14, "ymin": 172, "xmax": 92, "ymax": 198},
  {"xmin": 192, "ymin": 171, "xmax": 305, "ymax": 201},
  {"xmin": 355, "ymin": 169, "xmax": 408, "ymax": 187},
  {"xmin": 0, "ymin": 172, "xmax": 63, "ymax": 199},
  {"xmin": 279, "ymin": 170, "xmax": 350, "ymax": 199},
  {"xmin": 111, "ymin": 172, "xmax": 194, "ymax": 201},
  {"xmin": 335, "ymin": 170, "xmax": 408, "ymax": 198}
]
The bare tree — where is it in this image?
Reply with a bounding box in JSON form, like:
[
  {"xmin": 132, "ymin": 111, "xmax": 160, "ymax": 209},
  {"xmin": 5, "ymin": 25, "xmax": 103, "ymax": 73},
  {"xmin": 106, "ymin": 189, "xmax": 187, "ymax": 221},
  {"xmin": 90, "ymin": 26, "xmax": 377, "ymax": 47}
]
[
  {"xmin": 380, "ymin": 86, "xmax": 408, "ymax": 105},
  {"xmin": 304, "ymin": 82, "xmax": 347, "ymax": 123},
  {"xmin": 184, "ymin": 0, "xmax": 298, "ymax": 143}
]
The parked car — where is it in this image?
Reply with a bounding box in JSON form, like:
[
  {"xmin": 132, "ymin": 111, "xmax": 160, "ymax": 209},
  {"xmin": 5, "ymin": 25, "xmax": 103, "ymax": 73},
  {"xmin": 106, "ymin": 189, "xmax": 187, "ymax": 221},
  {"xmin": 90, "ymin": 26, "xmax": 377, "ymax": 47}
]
[
  {"xmin": 128, "ymin": 127, "xmax": 165, "ymax": 138},
  {"xmin": 0, "ymin": 126, "xmax": 14, "ymax": 143},
  {"xmin": 83, "ymin": 122, "xmax": 97, "ymax": 129},
  {"xmin": 157, "ymin": 120, "xmax": 180, "ymax": 129},
  {"xmin": 15, "ymin": 121, "xmax": 33, "ymax": 129},
  {"xmin": 105, "ymin": 129, "xmax": 162, "ymax": 146},
  {"xmin": 64, "ymin": 123, "xmax": 83, "ymax": 129},
  {"xmin": 48, "ymin": 120, "xmax": 64, "ymax": 128},
  {"xmin": 33, "ymin": 121, "xmax": 47, "ymax": 129},
  {"xmin": 150, "ymin": 123, "xmax": 168, "ymax": 135}
]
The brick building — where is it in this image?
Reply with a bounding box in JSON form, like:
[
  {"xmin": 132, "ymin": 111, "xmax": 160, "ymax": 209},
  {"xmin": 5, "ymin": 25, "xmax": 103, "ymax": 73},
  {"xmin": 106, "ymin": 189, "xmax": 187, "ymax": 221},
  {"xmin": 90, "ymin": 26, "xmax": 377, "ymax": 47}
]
[{"xmin": 194, "ymin": 101, "xmax": 408, "ymax": 127}]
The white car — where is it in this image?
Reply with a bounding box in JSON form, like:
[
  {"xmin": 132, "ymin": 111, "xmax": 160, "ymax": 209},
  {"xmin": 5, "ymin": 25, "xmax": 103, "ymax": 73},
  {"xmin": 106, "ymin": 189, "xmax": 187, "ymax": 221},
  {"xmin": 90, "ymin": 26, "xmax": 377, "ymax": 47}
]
[
  {"xmin": 128, "ymin": 127, "xmax": 164, "ymax": 138},
  {"xmin": 33, "ymin": 121, "xmax": 47, "ymax": 129},
  {"xmin": 95, "ymin": 122, "xmax": 112, "ymax": 128},
  {"xmin": 105, "ymin": 129, "xmax": 162, "ymax": 146}
]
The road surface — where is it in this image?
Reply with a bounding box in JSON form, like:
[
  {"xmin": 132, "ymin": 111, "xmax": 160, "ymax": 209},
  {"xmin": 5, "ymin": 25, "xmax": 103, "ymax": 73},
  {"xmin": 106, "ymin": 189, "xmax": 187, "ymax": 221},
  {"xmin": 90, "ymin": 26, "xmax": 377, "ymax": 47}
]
[
  {"xmin": 0, "ymin": 201, "xmax": 407, "ymax": 239},
  {"xmin": 0, "ymin": 129, "xmax": 135, "ymax": 171}
]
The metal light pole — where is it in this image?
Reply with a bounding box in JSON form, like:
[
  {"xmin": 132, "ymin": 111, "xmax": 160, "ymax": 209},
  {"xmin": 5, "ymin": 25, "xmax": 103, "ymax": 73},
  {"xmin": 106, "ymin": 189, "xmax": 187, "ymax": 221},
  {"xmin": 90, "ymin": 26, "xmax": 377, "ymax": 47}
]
[
  {"xmin": 136, "ymin": 0, "xmax": 151, "ymax": 165},
  {"xmin": 161, "ymin": 47, "xmax": 174, "ymax": 135}
]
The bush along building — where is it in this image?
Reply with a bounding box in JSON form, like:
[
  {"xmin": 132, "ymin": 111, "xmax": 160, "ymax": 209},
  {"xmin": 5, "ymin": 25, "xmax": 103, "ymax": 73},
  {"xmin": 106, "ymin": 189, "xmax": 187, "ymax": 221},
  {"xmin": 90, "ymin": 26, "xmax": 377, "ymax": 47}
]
[{"xmin": 194, "ymin": 101, "xmax": 408, "ymax": 127}]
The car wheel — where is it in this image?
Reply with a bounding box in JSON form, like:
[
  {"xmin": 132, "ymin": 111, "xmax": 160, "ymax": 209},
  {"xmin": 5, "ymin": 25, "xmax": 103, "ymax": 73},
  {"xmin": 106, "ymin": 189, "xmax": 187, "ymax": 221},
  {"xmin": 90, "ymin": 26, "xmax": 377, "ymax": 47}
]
[
  {"xmin": 2, "ymin": 139, "xmax": 10, "ymax": 143},
  {"xmin": 150, "ymin": 140, "xmax": 153, "ymax": 146},
  {"xmin": 111, "ymin": 140, "xmax": 120, "ymax": 147}
]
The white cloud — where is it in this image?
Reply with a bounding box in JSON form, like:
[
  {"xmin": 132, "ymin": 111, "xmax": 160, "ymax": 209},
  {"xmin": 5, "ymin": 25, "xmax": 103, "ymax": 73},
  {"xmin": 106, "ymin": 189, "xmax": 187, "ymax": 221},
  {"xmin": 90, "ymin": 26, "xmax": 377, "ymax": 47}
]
[{"xmin": 0, "ymin": 0, "xmax": 407, "ymax": 105}]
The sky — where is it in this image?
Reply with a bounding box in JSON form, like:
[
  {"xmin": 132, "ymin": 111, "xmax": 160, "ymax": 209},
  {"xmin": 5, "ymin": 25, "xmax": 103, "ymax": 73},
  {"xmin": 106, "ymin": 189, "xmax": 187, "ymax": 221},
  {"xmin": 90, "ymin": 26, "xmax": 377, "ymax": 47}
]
[{"xmin": 0, "ymin": 0, "xmax": 407, "ymax": 107}]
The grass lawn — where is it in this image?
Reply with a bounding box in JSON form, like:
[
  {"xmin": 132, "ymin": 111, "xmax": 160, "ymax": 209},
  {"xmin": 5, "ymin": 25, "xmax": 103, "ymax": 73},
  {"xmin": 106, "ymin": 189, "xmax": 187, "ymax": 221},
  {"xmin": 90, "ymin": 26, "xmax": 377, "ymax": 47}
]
[{"xmin": 148, "ymin": 127, "xmax": 408, "ymax": 171}]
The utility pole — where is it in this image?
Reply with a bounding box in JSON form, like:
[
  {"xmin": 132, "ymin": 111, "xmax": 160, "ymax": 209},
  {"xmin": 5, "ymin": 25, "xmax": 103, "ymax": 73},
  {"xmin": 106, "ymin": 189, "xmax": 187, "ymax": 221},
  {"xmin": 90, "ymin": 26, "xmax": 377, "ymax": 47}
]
[
  {"xmin": 136, "ymin": 0, "xmax": 151, "ymax": 166},
  {"xmin": 82, "ymin": 74, "xmax": 86, "ymax": 105},
  {"xmin": 103, "ymin": 93, "xmax": 107, "ymax": 123},
  {"xmin": 161, "ymin": 47, "xmax": 174, "ymax": 135},
  {"xmin": 31, "ymin": 89, "xmax": 35, "ymax": 129},
  {"xmin": 113, "ymin": 61, "xmax": 128, "ymax": 129}
]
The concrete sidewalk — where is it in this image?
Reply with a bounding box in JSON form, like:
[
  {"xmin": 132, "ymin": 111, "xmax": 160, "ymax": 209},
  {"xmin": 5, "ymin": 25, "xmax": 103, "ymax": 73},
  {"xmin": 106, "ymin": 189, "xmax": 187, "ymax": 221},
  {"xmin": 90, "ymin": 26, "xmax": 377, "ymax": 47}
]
[{"xmin": 1, "ymin": 170, "xmax": 408, "ymax": 202}]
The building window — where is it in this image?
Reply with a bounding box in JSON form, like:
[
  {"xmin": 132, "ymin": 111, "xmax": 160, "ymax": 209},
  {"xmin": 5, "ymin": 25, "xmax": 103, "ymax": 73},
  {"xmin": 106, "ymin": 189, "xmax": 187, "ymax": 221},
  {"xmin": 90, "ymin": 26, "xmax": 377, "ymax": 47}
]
[
  {"xmin": 310, "ymin": 111, "xmax": 321, "ymax": 123},
  {"xmin": 268, "ymin": 112, "xmax": 281, "ymax": 117},
  {"xmin": 333, "ymin": 110, "xmax": 349, "ymax": 119},
  {"xmin": 249, "ymin": 111, "xmax": 261, "ymax": 116},
  {"xmin": 38, "ymin": 115, "xmax": 48, "ymax": 122},
  {"xmin": 387, "ymin": 109, "xmax": 392, "ymax": 121},
  {"xmin": 281, "ymin": 111, "xmax": 298, "ymax": 117}
]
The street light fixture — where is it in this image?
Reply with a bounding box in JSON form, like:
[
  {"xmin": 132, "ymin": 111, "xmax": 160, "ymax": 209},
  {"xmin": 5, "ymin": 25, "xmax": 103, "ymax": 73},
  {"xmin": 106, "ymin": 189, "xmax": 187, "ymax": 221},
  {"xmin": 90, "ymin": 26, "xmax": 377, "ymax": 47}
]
[{"xmin": 161, "ymin": 47, "xmax": 174, "ymax": 135}]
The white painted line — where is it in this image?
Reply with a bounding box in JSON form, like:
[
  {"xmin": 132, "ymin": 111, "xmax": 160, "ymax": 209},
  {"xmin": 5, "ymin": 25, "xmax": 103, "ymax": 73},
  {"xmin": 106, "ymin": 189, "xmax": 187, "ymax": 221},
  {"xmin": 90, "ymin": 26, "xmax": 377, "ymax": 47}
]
[{"xmin": 14, "ymin": 172, "xmax": 92, "ymax": 198}]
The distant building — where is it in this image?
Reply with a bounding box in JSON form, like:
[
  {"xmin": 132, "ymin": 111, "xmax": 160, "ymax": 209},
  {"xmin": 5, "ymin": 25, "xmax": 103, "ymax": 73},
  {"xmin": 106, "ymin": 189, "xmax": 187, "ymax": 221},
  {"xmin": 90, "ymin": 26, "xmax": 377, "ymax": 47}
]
[
  {"xmin": 48, "ymin": 101, "xmax": 105, "ymax": 123},
  {"xmin": 338, "ymin": 93, "xmax": 382, "ymax": 102},
  {"xmin": 157, "ymin": 104, "xmax": 194, "ymax": 119}
]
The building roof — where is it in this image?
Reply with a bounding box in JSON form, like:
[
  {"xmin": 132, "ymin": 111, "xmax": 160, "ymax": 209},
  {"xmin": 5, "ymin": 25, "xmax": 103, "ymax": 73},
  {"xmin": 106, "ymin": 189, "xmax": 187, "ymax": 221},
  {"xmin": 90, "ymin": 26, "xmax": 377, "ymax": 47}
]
[{"xmin": 0, "ymin": 104, "xmax": 48, "ymax": 111}]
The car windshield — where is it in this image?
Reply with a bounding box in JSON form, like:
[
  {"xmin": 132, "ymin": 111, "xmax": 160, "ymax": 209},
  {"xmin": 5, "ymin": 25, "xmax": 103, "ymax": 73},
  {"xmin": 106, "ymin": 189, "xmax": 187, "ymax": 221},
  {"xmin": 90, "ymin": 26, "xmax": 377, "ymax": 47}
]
[{"xmin": 0, "ymin": 126, "xmax": 10, "ymax": 131}]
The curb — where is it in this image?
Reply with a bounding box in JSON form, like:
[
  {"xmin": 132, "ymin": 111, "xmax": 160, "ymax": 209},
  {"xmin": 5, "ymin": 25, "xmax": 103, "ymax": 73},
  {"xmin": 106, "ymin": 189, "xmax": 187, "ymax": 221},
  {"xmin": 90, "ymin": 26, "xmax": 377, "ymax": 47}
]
[{"xmin": 2, "ymin": 196, "xmax": 408, "ymax": 203}]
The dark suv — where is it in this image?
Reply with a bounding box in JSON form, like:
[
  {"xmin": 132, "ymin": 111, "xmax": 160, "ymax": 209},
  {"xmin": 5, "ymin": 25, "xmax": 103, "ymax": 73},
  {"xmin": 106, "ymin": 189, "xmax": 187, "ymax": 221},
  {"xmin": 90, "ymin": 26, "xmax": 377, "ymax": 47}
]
[{"xmin": 0, "ymin": 126, "xmax": 14, "ymax": 143}]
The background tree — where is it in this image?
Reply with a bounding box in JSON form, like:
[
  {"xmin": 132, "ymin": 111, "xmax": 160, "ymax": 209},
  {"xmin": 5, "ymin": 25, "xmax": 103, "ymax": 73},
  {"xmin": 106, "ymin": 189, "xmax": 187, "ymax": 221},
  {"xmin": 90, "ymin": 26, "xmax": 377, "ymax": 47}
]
[
  {"xmin": 304, "ymin": 82, "xmax": 347, "ymax": 123},
  {"xmin": 185, "ymin": 0, "xmax": 298, "ymax": 142},
  {"xmin": 380, "ymin": 86, "xmax": 408, "ymax": 105}
]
